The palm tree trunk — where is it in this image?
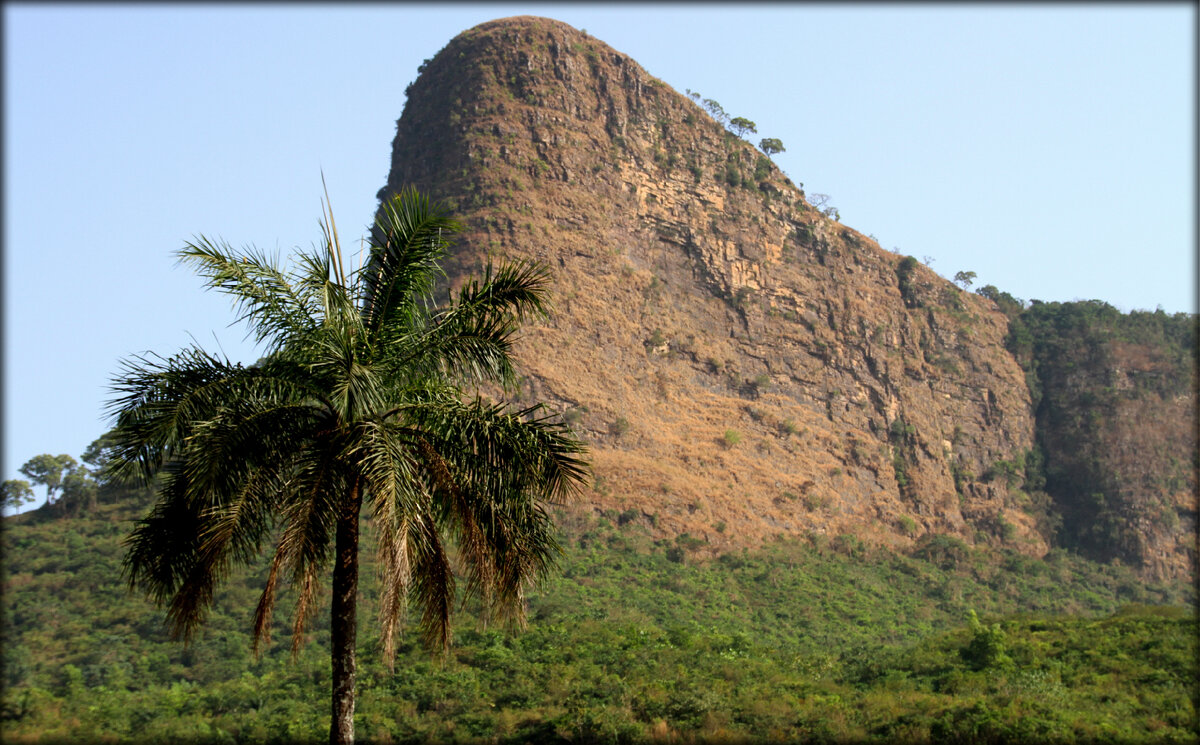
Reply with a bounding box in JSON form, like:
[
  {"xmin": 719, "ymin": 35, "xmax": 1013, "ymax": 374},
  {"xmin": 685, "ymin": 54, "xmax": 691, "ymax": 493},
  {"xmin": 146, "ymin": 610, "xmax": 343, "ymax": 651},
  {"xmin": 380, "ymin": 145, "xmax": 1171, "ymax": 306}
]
[{"xmin": 330, "ymin": 480, "xmax": 362, "ymax": 745}]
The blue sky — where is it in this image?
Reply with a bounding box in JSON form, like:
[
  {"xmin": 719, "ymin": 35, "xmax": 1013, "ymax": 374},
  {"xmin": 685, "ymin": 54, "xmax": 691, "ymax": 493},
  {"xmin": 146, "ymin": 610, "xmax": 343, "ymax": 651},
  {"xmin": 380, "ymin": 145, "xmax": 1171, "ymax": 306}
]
[{"xmin": 3, "ymin": 4, "xmax": 1194, "ymax": 510}]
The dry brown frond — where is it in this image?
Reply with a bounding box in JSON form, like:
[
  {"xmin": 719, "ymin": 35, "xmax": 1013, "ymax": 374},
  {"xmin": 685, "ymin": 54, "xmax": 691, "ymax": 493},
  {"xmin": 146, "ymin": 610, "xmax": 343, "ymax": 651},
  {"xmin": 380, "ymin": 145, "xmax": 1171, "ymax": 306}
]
[
  {"xmin": 376, "ymin": 516, "xmax": 411, "ymax": 669},
  {"xmin": 415, "ymin": 437, "xmax": 495, "ymax": 614},
  {"xmin": 290, "ymin": 560, "xmax": 322, "ymax": 658},
  {"xmin": 166, "ymin": 562, "xmax": 220, "ymax": 643},
  {"xmin": 252, "ymin": 547, "xmax": 287, "ymax": 656},
  {"xmin": 412, "ymin": 510, "xmax": 454, "ymax": 652}
]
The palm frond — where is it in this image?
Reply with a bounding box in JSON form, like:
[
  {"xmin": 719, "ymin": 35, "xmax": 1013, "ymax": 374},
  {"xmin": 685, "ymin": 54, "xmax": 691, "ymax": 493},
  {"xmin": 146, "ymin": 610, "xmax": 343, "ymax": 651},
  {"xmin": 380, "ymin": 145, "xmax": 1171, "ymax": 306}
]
[
  {"xmin": 382, "ymin": 307, "xmax": 520, "ymax": 388},
  {"xmin": 105, "ymin": 348, "xmax": 232, "ymax": 484},
  {"xmin": 124, "ymin": 387, "xmax": 322, "ymax": 640},
  {"xmin": 320, "ymin": 174, "xmax": 349, "ymax": 288},
  {"xmin": 311, "ymin": 320, "xmax": 384, "ymax": 424},
  {"xmin": 105, "ymin": 347, "xmax": 322, "ymax": 485},
  {"xmin": 253, "ymin": 547, "xmax": 287, "ymax": 655},
  {"xmin": 181, "ymin": 402, "xmax": 314, "ymax": 504},
  {"xmin": 375, "ymin": 515, "xmax": 411, "ymax": 669},
  {"xmin": 426, "ymin": 397, "xmax": 590, "ymax": 504},
  {"xmin": 487, "ymin": 501, "xmax": 561, "ymax": 625},
  {"xmin": 408, "ymin": 509, "xmax": 455, "ymax": 652},
  {"xmin": 373, "ymin": 260, "xmax": 553, "ymax": 390},
  {"xmin": 454, "ymin": 260, "xmax": 552, "ymax": 324},
  {"xmin": 291, "ymin": 246, "xmax": 337, "ymax": 319},
  {"xmin": 360, "ymin": 188, "xmax": 458, "ymax": 334},
  {"xmin": 178, "ymin": 239, "xmax": 317, "ymax": 350},
  {"xmin": 290, "ymin": 557, "xmax": 323, "ymax": 658},
  {"xmin": 354, "ymin": 419, "xmax": 430, "ymax": 668},
  {"xmin": 412, "ymin": 436, "xmax": 496, "ymax": 615},
  {"xmin": 122, "ymin": 463, "xmax": 203, "ymax": 609},
  {"xmin": 272, "ymin": 444, "xmax": 343, "ymax": 653},
  {"xmin": 395, "ymin": 396, "xmax": 587, "ymax": 624}
]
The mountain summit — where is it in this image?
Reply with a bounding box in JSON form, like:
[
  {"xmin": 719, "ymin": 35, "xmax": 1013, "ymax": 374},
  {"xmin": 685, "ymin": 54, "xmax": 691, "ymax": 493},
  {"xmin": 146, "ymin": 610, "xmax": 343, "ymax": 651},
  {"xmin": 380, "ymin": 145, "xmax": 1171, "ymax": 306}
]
[{"xmin": 376, "ymin": 16, "xmax": 1194, "ymax": 579}]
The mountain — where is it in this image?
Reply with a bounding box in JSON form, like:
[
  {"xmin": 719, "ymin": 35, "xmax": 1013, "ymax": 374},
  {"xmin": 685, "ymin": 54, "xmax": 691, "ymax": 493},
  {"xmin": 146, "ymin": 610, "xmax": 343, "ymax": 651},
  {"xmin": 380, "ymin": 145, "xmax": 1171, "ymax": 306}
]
[{"xmin": 374, "ymin": 16, "xmax": 1195, "ymax": 581}]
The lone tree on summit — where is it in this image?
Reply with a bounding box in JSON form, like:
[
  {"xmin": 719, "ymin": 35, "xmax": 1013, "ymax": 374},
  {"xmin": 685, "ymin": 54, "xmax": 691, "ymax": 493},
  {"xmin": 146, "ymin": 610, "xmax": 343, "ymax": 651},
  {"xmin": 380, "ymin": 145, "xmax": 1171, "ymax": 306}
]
[{"xmin": 106, "ymin": 186, "xmax": 589, "ymax": 745}]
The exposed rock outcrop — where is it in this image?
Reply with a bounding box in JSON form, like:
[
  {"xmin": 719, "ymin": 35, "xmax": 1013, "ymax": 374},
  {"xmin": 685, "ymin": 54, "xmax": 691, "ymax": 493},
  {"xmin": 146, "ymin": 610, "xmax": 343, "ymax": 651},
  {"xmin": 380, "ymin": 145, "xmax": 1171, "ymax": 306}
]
[{"xmin": 376, "ymin": 16, "xmax": 1194, "ymax": 579}]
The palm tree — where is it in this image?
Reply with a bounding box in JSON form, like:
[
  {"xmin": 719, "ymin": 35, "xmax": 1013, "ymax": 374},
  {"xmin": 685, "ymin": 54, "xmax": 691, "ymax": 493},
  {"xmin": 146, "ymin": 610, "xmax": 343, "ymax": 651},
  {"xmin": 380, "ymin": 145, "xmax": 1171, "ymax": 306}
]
[{"xmin": 106, "ymin": 187, "xmax": 589, "ymax": 745}]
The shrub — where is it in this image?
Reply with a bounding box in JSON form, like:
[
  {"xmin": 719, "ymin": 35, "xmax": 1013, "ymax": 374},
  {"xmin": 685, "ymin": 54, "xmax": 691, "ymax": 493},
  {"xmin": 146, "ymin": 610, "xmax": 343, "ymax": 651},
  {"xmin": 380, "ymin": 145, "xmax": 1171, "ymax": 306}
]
[
  {"xmin": 961, "ymin": 610, "xmax": 1013, "ymax": 670},
  {"xmin": 950, "ymin": 461, "xmax": 972, "ymax": 494},
  {"xmin": 976, "ymin": 284, "xmax": 1025, "ymax": 320},
  {"xmin": 563, "ymin": 407, "xmax": 586, "ymax": 427},
  {"xmin": 832, "ymin": 533, "xmax": 864, "ymax": 557},
  {"xmin": 889, "ymin": 417, "xmax": 915, "ymax": 442},
  {"xmin": 803, "ymin": 493, "xmax": 830, "ymax": 511},
  {"xmin": 753, "ymin": 155, "xmax": 771, "ymax": 182},
  {"xmin": 891, "ymin": 449, "xmax": 909, "ymax": 489},
  {"xmin": 617, "ymin": 508, "xmax": 640, "ymax": 526},
  {"xmin": 724, "ymin": 163, "xmax": 740, "ymax": 188},
  {"xmin": 896, "ymin": 255, "xmax": 921, "ymax": 307},
  {"xmin": 723, "ymin": 430, "xmax": 742, "ymax": 448},
  {"xmin": 702, "ymin": 98, "xmax": 728, "ymax": 124},
  {"xmin": 912, "ymin": 533, "xmax": 969, "ymax": 569},
  {"xmin": 983, "ymin": 456, "xmax": 1025, "ymax": 488}
]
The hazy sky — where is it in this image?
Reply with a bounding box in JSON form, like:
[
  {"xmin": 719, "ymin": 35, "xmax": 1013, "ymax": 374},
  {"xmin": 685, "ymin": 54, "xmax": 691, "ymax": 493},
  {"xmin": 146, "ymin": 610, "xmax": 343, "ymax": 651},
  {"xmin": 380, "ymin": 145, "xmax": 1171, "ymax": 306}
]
[{"xmin": 3, "ymin": 4, "xmax": 1194, "ymax": 510}]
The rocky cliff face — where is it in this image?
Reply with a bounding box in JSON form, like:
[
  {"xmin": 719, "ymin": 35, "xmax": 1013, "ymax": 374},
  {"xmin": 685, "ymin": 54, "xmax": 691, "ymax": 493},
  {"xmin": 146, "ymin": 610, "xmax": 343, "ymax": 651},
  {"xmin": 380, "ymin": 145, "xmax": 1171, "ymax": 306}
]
[{"xmin": 376, "ymin": 16, "xmax": 1193, "ymax": 578}]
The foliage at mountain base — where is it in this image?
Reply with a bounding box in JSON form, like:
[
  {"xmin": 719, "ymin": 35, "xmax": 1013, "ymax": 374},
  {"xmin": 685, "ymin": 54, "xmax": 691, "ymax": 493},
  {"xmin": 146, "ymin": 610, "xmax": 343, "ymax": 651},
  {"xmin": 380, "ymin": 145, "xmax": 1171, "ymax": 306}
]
[{"xmin": 3, "ymin": 497, "xmax": 1195, "ymax": 744}]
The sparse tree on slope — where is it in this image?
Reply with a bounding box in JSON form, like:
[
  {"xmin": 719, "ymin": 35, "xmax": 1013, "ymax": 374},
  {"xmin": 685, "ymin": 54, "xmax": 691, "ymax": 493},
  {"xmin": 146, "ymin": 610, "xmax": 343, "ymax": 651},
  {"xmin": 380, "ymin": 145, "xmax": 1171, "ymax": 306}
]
[
  {"xmin": 729, "ymin": 117, "xmax": 757, "ymax": 138},
  {"xmin": 19, "ymin": 453, "xmax": 77, "ymax": 508},
  {"xmin": 106, "ymin": 187, "xmax": 589, "ymax": 745},
  {"xmin": 954, "ymin": 270, "xmax": 977, "ymax": 290},
  {"xmin": 759, "ymin": 138, "xmax": 785, "ymax": 157},
  {"xmin": 702, "ymin": 98, "xmax": 729, "ymax": 125},
  {"xmin": 1, "ymin": 479, "xmax": 35, "ymax": 511}
]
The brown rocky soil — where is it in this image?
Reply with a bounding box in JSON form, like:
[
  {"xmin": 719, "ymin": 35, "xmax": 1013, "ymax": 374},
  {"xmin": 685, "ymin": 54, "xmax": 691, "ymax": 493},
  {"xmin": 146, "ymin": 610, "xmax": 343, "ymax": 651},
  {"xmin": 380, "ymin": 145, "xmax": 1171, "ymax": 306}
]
[{"xmin": 376, "ymin": 16, "xmax": 1194, "ymax": 578}]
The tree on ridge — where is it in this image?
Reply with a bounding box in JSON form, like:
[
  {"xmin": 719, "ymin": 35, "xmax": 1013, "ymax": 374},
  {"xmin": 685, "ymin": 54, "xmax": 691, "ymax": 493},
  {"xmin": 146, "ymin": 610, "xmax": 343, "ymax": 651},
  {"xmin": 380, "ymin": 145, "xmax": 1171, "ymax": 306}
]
[
  {"xmin": 106, "ymin": 186, "xmax": 589, "ymax": 745},
  {"xmin": 19, "ymin": 453, "xmax": 77, "ymax": 507},
  {"xmin": 1, "ymin": 479, "xmax": 35, "ymax": 511}
]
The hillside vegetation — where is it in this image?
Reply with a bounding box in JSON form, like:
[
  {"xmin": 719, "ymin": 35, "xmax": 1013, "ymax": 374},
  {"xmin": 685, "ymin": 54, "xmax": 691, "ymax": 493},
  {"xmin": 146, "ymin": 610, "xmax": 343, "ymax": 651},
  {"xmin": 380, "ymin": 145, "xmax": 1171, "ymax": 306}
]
[
  {"xmin": 1004, "ymin": 299, "xmax": 1196, "ymax": 578},
  {"xmin": 3, "ymin": 495, "xmax": 1195, "ymax": 743}
]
